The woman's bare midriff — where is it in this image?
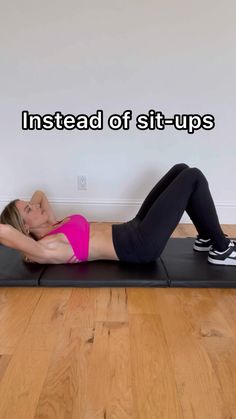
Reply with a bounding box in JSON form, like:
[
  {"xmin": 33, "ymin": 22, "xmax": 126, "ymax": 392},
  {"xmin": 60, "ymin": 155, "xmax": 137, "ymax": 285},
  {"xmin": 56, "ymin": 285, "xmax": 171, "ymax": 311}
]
[{"xmin": 88, "ymin": 222, "xmax": 119, "ymax": 261}]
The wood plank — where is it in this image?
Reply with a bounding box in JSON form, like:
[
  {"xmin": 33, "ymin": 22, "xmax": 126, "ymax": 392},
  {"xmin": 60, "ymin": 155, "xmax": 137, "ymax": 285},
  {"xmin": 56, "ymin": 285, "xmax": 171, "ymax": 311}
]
[
  {"xmin": 201, "ymin": 337, "xmax": 236, "ymax": 415},
  {"xmin": 34, "ymin": 326, "xmax": 94, "ymax": 419},
  {"xmin": 129, "ymin": 313, "xmax": 183, "ymax": 419},
  {"xmin": 0, "ymin": 288, "xmax": 42, "ymax": 352},
  {"xmin": 155, "ymin": 289, "xmax": 230, "ymax": 418},
  {"xmin": 29, "ymin": 287, "xmax": 72, "ymax": 325},
  {"xmin": 208, "ymin": 289, "xmax": 236, "ymax": 336},
  {"xmin": 0, "ymin": 323, "xmax": 60, "ymax": 419}
]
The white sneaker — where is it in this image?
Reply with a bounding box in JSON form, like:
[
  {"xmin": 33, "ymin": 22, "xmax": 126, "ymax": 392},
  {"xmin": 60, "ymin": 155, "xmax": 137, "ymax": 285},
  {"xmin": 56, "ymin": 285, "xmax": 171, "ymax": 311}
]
[
  {"xmin": 208, "ymin": 240, "xmax": 236, "ymax": 266},
  {"xmin": 193, "ymin": 233, "xmax": 229, "ymax": 252},
  {"xmin": 193, "ymin": 236, "xmax": 212, "ymax": 252}
]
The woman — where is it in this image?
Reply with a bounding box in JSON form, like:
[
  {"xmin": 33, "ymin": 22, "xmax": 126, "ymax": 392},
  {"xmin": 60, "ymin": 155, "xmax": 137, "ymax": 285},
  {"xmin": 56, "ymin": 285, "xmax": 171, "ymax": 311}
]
[{"xmin": 0, "ymin": 163, "xmax": 235, "ymax": 266}]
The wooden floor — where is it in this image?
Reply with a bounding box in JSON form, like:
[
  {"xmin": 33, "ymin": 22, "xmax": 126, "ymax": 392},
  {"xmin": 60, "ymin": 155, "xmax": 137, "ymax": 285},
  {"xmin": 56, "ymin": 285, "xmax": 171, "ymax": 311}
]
[{"xmin": 0, "ymin": 224, "xmax": 236, "ymax": 419}]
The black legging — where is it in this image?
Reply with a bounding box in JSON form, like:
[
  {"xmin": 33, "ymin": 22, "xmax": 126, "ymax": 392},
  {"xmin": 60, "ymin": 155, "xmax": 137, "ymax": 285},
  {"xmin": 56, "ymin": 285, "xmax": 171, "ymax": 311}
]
[{"xmin": 111, "ymin": 163, "xmax": 230, "ymax": 263}]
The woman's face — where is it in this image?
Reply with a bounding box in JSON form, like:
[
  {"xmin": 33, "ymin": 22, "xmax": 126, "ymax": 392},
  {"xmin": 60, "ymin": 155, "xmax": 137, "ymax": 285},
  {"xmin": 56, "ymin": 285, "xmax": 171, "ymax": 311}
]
[{"xmin": 15, "ymin": 200, "xmax": 48, "ymax": 230}]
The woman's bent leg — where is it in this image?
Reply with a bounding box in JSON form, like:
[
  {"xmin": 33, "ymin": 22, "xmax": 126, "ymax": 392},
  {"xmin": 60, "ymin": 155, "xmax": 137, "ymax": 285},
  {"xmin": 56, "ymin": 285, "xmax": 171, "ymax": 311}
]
[
  {"xmin": 135, "ymin": 163, "xmax": 189, "ymax": 221},
  {"xmin": 112, "ymin": 163, "xmax": 189, "ymax": 263},
  {"xmin": 131, "ymin": 168, "xmax": 230, "ymax": 262}
]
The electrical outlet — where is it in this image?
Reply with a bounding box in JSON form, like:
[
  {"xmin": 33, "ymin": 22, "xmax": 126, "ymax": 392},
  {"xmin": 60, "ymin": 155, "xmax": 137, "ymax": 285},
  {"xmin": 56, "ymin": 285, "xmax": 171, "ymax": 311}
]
[{"xmin": 77, "ymin": 175, "xmax": 87, "ymax": 190}]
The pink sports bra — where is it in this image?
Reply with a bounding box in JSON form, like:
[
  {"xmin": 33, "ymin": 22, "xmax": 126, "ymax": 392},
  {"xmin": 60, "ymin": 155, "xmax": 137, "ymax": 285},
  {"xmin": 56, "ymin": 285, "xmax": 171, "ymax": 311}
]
[{"xmin": 42, "ymin": 214, "xmax": 90, "ymax": 263}]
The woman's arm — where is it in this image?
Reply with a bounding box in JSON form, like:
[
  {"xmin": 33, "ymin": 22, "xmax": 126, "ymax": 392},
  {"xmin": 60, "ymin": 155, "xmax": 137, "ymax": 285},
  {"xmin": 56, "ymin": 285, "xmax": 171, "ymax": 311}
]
[
  {"xmin": 0, "ymin": 224, "xmax": 47, "ymax": 264},
  {"xmin": 29, "ymin": 190, "xmax": 57, "ymax": 224}
]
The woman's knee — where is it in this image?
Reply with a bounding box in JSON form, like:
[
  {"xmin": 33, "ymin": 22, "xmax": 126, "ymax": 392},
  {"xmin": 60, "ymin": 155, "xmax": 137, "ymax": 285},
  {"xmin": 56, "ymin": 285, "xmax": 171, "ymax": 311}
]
[
  {"xmin": 173, "ymin": 163, "xmax": 189, "ymax": 171},
  {"xmin": 189, "ymin": 167, "xmax": 208, "ymax": 184}
]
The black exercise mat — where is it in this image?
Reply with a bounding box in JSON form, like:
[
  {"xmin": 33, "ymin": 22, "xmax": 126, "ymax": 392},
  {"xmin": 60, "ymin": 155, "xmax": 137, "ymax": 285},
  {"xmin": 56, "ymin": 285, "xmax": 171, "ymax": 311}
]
[
  {"xmin": 39, "ymin": 258, "xmax": 168, "ymax": 287},
  {"xmin": 0, "ymin": 244, "xmax": 45, "ymax": 287},
  {"xmin": 161, "ymin": 237, "xmax": 236, "ymax": 288},
  {"xmin": 0, "ymin": 238, "xmax": 236, "ymax": 288}
]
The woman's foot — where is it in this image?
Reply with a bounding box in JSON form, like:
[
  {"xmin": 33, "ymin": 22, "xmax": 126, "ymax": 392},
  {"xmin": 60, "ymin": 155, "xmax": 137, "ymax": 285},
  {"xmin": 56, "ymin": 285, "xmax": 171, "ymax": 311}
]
[
  {"xmin": 193, "ymin": 233, "xmax": 229, "ymax": 252},
  {"xmin": 208, "ymin": 240, "xmax": 236, "ymax": 266},
  {"xmin": 193, "ymin": 235, "xmax": 212, "ymax": 251}
]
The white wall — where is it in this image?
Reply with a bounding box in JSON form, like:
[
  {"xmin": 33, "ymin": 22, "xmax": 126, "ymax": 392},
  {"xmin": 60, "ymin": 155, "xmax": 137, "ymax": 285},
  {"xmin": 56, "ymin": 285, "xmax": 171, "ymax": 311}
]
[{"xmin": 1, "ymin": 0, "xmax": 235, "ymax": 223}]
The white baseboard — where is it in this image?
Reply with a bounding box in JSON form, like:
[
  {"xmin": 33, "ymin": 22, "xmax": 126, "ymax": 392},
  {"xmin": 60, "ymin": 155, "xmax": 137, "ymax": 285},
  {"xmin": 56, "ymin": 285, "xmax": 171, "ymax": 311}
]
[{"xmin": 0, "ymin": 197, "xmax": 235, "ymax": 224}]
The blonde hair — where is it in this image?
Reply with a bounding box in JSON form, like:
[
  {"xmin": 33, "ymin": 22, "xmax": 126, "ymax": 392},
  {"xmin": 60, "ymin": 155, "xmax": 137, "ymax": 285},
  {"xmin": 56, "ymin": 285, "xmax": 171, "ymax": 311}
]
[{"xmin": 0, "ymin": 199, "xmax": 36, "ymax": 240}]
